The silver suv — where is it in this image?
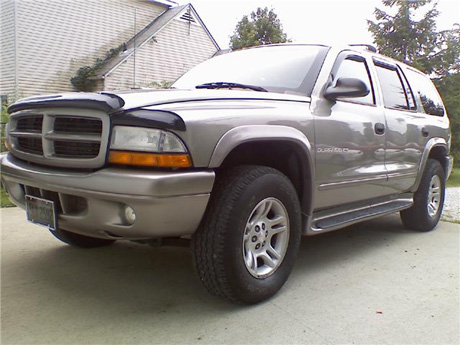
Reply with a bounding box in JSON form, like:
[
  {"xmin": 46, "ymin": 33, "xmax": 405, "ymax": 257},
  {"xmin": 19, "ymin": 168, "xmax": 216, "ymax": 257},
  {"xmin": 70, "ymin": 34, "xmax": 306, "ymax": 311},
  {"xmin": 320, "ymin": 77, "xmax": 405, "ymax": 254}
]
[{"xmin": 1, "ymin": 44, "xmax": 453, "ymax": 304}]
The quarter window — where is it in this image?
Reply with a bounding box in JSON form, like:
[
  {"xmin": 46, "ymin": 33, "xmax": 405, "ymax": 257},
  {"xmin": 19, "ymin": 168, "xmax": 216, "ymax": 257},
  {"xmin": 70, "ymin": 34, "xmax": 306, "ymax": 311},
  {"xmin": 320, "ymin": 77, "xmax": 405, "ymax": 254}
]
[
  {"xmin": 403, "ymin": 69, "xmax": 445, "ymax": 116},
  {"xmin": 374, "ymin": 63, "xmax": 409, "ymax": 110}
]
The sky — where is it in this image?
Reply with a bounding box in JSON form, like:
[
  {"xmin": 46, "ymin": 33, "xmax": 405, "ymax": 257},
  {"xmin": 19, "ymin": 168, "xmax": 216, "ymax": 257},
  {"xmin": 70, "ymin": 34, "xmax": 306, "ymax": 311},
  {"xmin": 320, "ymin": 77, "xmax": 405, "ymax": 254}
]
[{"xmin": 178, "ymin": 0, "xmax": 460, "ymax": 49}]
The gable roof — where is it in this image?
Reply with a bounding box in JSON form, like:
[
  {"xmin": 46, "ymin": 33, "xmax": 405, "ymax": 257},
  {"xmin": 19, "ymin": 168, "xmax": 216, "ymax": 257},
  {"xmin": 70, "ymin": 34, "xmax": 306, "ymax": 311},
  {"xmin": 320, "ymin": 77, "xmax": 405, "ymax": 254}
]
[{"xmin": 94, "ymin": 3, "xmax": 220, "ymax": 79}]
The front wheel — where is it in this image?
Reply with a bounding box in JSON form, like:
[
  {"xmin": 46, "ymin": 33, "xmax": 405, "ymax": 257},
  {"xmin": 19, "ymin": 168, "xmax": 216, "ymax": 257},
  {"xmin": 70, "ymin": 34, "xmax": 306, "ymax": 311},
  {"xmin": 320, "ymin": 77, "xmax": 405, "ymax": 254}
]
[
  {"xmin": 192, "ymin": 166, "xmax": 302, "ymax": 304},
  {"xmin": 400, "ymin": 159, "xmax": 446, "ymax": 232}
]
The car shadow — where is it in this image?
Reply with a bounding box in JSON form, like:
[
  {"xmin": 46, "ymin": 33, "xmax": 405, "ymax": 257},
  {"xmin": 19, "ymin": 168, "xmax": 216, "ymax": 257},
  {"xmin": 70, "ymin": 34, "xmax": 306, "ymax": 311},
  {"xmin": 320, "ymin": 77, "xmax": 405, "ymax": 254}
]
[{"xmin": 13, "ymin": 214, "xmax": 418, "ymax": 314}]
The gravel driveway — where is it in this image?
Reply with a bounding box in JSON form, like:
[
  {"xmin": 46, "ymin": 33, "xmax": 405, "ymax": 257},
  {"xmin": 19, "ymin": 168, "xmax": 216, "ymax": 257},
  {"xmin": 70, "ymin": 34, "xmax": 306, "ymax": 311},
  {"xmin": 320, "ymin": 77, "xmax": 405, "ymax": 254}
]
[{"xmin": 442, "ymin": 187, "xmax": 460, "ymax": 223}]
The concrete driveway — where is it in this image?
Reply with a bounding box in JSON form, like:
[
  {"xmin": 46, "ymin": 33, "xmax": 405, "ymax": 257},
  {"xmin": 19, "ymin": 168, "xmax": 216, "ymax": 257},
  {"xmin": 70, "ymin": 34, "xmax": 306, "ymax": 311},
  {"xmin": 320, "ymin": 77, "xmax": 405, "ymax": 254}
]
[{"xmin": 1, "ymin": 207, "xmax": 459, "ymax": 345}]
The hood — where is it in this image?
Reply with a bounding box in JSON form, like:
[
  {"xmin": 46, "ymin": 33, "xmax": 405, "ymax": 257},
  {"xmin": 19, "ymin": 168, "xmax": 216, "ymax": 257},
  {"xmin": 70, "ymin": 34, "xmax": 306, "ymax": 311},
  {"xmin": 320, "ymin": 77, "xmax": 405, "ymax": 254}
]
[
  {"xmin": 8, "ymin": 88, "xmax": 310, "ymax": 115},
  {"xmin": 114, "ymin": 88, "xmax": 310, "ymax": 110}
]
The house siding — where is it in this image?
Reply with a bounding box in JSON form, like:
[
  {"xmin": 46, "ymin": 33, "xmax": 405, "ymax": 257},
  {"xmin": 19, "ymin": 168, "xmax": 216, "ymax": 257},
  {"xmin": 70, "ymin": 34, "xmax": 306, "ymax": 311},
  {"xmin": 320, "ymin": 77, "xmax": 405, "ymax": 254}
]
[
  {"xmin": 13, "ymin": 0, "xmax": 167, "ymax": 97},
  {"xmin": 105, "ymin": 17, "xmax": 217, "ymax": 90},
  {"xmin": 0, "ymin": 0, "xmax": 16, "ymax": 100}
]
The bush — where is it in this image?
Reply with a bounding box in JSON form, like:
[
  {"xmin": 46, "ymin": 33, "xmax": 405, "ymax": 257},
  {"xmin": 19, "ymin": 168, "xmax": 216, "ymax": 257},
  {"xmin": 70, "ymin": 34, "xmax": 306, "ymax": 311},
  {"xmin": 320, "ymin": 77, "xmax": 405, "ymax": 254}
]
[{"xmin": 1, "ymin": 103, "xmax": 9, "ymax": 152}]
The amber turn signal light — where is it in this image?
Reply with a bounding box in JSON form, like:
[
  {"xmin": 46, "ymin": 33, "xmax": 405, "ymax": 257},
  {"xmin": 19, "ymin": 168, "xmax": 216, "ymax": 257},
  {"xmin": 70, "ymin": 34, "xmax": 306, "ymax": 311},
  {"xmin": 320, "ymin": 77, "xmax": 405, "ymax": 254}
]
[{"xmin": 108, "ymin": 151, "xmax": 192, "ymax": 168}]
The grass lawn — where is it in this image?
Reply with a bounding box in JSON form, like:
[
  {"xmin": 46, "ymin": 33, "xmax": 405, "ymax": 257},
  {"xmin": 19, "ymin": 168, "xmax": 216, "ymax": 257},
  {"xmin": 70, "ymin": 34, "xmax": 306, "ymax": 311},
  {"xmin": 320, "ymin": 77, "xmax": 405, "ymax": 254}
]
[
  {"xmin": 1, "ymin": 186, "xmax": 15, "ymax": 207},
  {"xmin": 447, "ymin": 167, "xmax": 460, "ymax": 188}
]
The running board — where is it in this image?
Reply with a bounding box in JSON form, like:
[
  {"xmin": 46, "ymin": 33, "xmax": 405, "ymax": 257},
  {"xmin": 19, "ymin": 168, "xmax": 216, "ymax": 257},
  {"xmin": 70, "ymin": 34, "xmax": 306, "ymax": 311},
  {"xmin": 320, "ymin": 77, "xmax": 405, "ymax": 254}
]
[{"xmin": 308, "ymin": 194, "xmax": 413, "ymax": 234}]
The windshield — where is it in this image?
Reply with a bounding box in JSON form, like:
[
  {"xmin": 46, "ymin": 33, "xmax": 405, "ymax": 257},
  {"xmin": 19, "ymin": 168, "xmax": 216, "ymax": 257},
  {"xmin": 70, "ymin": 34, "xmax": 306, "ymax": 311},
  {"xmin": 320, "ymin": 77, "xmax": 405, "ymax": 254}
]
[{"xmin": 173, "ymin": 45, "xmax": 329, "ymax": 96}]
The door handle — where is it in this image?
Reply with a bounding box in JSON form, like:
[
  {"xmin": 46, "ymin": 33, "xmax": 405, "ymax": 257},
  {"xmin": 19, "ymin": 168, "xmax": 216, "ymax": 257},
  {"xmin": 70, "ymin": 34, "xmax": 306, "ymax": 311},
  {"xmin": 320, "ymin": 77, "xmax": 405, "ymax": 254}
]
[
  {"xmin": 375, "ymin": 123, "xmax": 385, "ymax": 135},
  {"xmin": 422, "ymin": 127, "xmax": 429, "ymax": 137}
]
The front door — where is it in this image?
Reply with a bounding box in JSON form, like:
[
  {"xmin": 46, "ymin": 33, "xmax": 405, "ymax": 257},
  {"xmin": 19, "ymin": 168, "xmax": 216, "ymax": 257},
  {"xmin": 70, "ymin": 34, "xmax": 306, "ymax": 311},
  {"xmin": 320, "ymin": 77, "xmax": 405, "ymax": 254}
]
[{"xmin": 313, "ymin": 52, "xmax": 388, "ymax": 210}]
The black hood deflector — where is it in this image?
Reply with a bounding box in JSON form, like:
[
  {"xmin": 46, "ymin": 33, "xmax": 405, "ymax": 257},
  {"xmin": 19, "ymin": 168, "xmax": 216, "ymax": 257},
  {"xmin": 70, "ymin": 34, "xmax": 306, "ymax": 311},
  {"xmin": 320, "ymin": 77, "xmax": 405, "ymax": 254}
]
[{"xmin": 8, "ymin": 92, "xmax": 125, "ymax": 114}]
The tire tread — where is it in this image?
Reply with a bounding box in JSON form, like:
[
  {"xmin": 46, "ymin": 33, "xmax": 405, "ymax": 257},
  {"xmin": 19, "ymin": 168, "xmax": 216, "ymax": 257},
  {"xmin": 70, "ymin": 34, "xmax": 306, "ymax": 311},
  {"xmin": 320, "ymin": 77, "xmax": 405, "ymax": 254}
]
[{"xmin": 192, "ymin": 165, "xmax": 296, "ymax": 303}]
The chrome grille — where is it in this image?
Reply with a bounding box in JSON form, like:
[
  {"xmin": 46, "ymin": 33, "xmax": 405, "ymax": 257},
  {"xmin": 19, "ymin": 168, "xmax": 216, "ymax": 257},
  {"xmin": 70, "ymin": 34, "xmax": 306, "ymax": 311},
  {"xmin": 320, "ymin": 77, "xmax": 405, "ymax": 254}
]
[{"xmin": 8, "ymin": 110, "xmax": 109, "ymax": 168}]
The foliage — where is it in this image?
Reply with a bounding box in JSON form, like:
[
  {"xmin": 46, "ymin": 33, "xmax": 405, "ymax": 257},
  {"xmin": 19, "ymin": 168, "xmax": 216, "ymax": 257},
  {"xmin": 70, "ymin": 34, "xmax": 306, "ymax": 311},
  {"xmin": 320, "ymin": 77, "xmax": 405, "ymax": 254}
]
[
  {"xmin": 0, "ymin": 102, "xmax": 13, "ymax": 207},
  {"xmin": 144, "ymin": 80, "xmax": 173, "ymax": 89},
  {"xmin": 70, "ymin": 45, "xmax": 124, "ymax": 91},
  {"xmin": 368, "ymin": 0, "xmax": 460, "ymax": 162},
  {"xmin": 1, "ymin": 103, "xmax": 9, "ymax": 152},
  {"xmin": 230, "ymin": 7, "xmax": 289, "ymax": 50},
  {"xmin": 367, "ymin": 0, "xmax": 459, "ymax": 76},
  {"xmin": 0, "ymin": 187, "xmax": 15, "ymax": 208},
  {"xmin": 447, "ymin": 167, "xmax": 460, "ymax": 187},
  {"xmin": 434, "ymin": 74, "xmax": 460, "ymax": 165}
]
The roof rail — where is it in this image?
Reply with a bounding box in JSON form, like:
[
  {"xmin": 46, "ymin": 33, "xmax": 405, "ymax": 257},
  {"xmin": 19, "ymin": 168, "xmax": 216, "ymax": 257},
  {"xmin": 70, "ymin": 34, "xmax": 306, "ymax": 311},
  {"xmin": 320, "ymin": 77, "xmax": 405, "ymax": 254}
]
[{"xmin": 349, "ymin": 44, "xmax": 377, "ymax": 53}]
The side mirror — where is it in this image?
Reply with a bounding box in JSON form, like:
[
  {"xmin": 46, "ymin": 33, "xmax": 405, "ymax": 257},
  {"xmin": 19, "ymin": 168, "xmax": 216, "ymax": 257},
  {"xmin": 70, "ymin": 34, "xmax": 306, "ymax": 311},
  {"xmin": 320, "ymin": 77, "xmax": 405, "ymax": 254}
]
[{"xmin": 324, "ymin": 77, "xmax": 370, "ymax": 101}]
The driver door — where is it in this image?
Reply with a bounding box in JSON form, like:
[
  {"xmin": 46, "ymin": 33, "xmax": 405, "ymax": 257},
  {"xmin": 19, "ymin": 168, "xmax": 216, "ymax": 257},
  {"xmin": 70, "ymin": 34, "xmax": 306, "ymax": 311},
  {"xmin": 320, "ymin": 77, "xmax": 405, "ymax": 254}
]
[{"xmin": 313, "ymin": 52, "xmax": 388, "ymax": 209}]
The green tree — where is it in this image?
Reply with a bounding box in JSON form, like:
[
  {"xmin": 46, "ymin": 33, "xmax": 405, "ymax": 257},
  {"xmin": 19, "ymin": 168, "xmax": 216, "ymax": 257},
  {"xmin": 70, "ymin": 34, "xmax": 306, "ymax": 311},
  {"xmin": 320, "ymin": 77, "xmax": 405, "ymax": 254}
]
[
  {"xmin": 368, "ymin": 0, "xmax": 460, "ymax": 165},
  {"xmin": 230, "ymin": 7, "xmax": 289, "ymax": 50},
  {"xmin": 435, "ymin": 74, "xmax": 460, "ymax": 163}
]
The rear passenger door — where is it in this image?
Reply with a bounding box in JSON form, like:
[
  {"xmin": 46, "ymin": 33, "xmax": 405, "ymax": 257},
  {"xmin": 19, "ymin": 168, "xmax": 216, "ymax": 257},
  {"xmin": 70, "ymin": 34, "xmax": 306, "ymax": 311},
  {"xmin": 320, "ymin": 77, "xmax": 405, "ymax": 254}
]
[{"xmin": 372, "ymin": 60, "xmax": 427, "ymax": 192}]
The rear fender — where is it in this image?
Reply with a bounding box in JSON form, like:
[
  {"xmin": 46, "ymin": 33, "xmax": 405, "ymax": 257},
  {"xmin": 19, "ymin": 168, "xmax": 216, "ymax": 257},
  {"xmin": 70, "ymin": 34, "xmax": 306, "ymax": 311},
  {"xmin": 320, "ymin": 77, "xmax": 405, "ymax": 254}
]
[{"xmin": 411, "ymin": 137, "xmax": 448, "ymax": 192}]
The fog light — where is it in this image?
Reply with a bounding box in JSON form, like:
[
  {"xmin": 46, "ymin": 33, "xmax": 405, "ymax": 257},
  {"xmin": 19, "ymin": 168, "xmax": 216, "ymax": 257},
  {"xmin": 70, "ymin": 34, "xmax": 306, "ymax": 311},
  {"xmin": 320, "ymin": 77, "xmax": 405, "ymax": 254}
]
[{"xmin": 124, "ymin": 206, "xmax": 136, "ymax": 225}]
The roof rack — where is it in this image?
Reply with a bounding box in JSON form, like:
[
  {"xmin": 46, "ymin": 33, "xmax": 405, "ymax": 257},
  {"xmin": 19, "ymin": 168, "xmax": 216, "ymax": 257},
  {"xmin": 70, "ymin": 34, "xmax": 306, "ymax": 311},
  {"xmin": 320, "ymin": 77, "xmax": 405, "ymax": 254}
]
[{"xmin": 349, "ymin": 44, "xmax": 377, "ymax": 53}]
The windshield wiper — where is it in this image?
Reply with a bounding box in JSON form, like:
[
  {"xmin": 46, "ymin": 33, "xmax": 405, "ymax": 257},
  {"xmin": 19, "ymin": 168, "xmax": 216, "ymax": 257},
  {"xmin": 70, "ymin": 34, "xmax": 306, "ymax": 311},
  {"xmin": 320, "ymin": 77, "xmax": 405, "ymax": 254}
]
[{"xmin": 195, "ymin": 82, "xmax": 268, "ymax": 92}]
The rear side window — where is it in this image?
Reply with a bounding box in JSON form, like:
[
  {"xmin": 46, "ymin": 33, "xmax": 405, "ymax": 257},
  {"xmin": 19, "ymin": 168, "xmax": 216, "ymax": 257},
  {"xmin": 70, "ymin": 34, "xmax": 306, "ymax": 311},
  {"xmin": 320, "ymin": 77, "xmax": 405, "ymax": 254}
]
[
  {"xmin": 374, "ymin": 62, "xmax": 409, "ymax": 110},
  {"xmin": 403, "ymin": 69, "xmax": 445, "ymax": 116}
]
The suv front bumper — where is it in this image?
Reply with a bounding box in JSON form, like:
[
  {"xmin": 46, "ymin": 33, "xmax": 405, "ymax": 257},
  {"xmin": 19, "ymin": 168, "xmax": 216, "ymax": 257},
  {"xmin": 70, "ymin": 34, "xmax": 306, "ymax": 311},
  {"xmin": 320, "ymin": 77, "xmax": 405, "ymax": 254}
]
[{"xmin": 1, "ymin": 153, "xmax": 215, "ymax": 240}]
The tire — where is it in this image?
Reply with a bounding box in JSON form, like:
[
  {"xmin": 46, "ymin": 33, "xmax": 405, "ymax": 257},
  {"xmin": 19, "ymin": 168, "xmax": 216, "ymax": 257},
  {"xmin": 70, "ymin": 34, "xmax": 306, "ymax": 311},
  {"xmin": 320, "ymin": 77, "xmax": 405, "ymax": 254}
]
[
  {"xmin": 50, "ymin": 228, "xmax": 115, "ymax": 248},
  {"xmin": 400, "ymin": 159, "xmax": 446, "ymax": 232},
  {"xmin": 192, "ymin": 165, "xmax": 302, "ymax": 304}
]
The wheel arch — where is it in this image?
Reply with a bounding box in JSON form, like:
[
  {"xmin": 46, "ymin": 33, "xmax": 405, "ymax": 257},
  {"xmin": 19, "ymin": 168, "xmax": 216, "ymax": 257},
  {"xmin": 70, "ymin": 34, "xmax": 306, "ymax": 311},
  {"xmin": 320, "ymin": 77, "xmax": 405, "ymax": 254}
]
[
  {"xmin": 411, "ymin": 137, "xmax": 449, "ymax": 192},
  {"xmin": 208, "ymin": 125, "xmax": 315, "ymax": 217}
]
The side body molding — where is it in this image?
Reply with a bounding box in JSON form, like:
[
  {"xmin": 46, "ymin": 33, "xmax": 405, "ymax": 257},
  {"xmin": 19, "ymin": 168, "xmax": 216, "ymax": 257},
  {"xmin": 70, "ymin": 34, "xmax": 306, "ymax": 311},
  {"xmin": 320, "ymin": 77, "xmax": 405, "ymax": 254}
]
[
  {"xmin": 208, "ymin": 125, "xmax": 315, "ymax": 217},
  {"xmin": 411, "ymin": 137, "xmax": 448, "ymax": 193}
]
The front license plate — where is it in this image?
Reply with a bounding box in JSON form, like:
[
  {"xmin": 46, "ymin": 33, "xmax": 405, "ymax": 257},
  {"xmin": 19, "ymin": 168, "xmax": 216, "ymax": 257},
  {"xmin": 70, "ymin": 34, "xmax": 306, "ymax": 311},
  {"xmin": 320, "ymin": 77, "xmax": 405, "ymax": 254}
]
[{"xmin": 25, "ymin": 195, "xmax": 57, "ymax": 230}]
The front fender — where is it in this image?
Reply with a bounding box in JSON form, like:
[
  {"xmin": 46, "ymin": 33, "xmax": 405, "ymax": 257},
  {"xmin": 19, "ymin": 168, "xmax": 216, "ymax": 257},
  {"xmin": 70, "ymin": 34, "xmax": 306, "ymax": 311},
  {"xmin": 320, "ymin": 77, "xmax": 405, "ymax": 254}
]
[
  {"xmin": 209, "ymin": 125, "xmax": 314, "ymax": 168},
  {"xmin": 208, "ymin": 125, "xmax": 315, "ymax": 219}
]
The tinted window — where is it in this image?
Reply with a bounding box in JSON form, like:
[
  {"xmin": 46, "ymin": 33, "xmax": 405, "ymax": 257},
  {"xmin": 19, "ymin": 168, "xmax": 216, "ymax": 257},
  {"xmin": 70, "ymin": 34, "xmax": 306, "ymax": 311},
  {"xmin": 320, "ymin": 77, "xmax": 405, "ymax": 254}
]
[
  {"xmin": 404, "ymin": 69, "xmax": 445, "ymax": 116},
  {"xmin": 335, "ymin": 57, "xmax": 374, "ymax": 105},
  {"xmin": 375, "ymin": 63, "xmax": 409, "ymax": 110}
]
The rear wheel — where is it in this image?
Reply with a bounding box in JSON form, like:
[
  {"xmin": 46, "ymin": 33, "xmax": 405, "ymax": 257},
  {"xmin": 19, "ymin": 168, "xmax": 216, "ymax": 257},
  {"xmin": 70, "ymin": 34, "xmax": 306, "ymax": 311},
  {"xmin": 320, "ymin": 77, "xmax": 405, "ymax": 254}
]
[
  {"xmin": 192, "ymin": 165, "xmax": 302, "ymax": 304},
  {"xmin": 50, "ymin": 228, "xmax": 115, "ymax": 248},
  {"xmin": 400, "ymin": 159, "xmax": 446, "ymax": 232}
]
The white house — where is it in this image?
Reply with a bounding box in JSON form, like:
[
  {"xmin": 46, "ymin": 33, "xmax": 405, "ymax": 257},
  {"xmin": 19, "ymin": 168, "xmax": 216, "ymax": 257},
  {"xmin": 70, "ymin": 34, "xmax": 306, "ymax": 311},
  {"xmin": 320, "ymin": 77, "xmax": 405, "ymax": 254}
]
[{"xmin": 0, "ymin": 0, "xmax": 220, "ymax": 102}]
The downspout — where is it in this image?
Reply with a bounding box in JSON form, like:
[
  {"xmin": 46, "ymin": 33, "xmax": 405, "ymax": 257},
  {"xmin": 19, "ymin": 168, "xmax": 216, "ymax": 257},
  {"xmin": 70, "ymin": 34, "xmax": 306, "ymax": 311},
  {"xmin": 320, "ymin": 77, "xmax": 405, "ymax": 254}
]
[
  {"xmin": 133, "ymin": 8, "xmax": 137, "ymax": 89},
  {"xmin": 14, "ymin": 0, "xmax": 19, "ymax": 100}
]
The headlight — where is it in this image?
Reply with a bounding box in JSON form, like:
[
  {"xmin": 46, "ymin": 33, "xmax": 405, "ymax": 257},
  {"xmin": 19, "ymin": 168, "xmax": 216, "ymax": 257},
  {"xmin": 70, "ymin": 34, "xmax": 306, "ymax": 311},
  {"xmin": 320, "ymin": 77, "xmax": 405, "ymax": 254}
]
[
  {"xmin": 110, "ymin": 126, "xmax": 186, "ymax": 153},
  {"xmin": 109, "ymin": 126, "xmax": 191, "ymax": 168}
]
